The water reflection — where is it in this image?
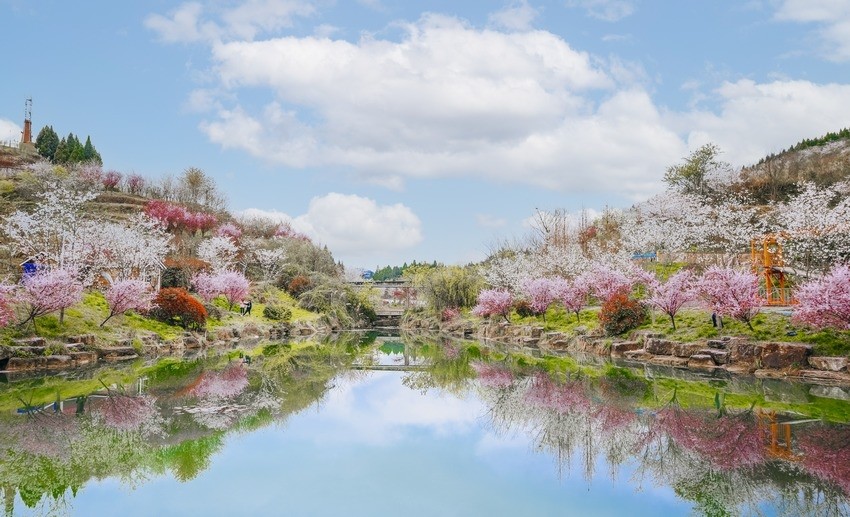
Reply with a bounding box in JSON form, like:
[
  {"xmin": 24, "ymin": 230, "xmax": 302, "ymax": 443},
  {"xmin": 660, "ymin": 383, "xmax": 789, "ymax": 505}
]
[{"xmin": 0, "ymin": 332, "xmax": 848, "ymax": 515}]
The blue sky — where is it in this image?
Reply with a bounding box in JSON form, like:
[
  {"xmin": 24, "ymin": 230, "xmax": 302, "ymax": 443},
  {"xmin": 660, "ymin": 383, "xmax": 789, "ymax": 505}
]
[{"xmin": 2, "ymin": 0, "xmax": 850, "ymax": 269}]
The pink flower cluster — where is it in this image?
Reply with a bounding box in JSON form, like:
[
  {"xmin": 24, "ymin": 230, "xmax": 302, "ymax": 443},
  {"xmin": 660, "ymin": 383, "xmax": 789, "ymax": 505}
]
[
  {"xmin": 798, "ymin": 425, "xmax": 850, "ymax": 495},
  {"xmin": 697, "ymin": 266, "xmax": 762, "ymax": 328},
  {"xmin": 0, "ymin": 283, "xmax": 14, "ymax": 327},
  {"xmin": 793, "ymin": 264, "xmax": 850, "ymax": 330},
  {"xmin": 191, "ymin": 270, "xmax": 251, "ymax": 307},
  {"xmin": 19, "ymin": 269, "xmax": 83, "ymax": 325},
  {"xmin": 471, "ymin": 289, "xmax": 513, "ymax": 321},
  {"xmin": 191, "ymin": 363, "xmax": 250, "ymax": 400},
  {"xmin": 521, "ymin": 278, "xmax": 558, "ymax": 316},
  {"xmin": 102, "ymin": 170, "xmax": 122, "ymax": 190},
  {"xmin": 102, "ymin": 279, "xmax": 155, "ymax": 326},
  {"xmin": 471, "ymin": 361, "xmax": 515, "ymax": 388},
  {"xmin": 525, "ymin": 372, "xmax": 590, "ymax": 413},
  {"xmin": 98, "ymin": 394, "xmax": 160, "ymax": 433},
  {"xmin": 215, "ymin": 222, "xmax": 243, "ymax": 240},
  {"xmin": 646, "ymin": 270, "xmax": 697, "ymax": 330},
  {"xmin": 145, "ymin": 200, "xmax": 218, "ymax": 233}
]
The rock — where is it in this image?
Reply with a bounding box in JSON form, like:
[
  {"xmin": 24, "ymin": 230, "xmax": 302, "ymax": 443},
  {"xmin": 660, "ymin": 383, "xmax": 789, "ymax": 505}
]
[
  {"xmin": 728, "ymin": 342, "xmax": 759, "ymax": 366},
  {"xmin": 7, "ymin": 357, "xmax": 45, "ymax": 371},
  {"xmin": 645, "ymin": 338, "xmax": 676, "ymax": 356},
  {"xmin": 726, "ymin": 363, "xmax": 757, "ymax": 375},
  {"xmin": 705, "ymin": 339, "xmax": 727, "ymax": 349},
  {"xmin": 611, "ymin": 341, "xmax": 642, "ymax": 355},
  {"xmin": 44, "ymin": 355, "xmax": 72, "ymax": 369},
  {"xmin": 13, "ymin": 337, "xmax": 46, "ymax": 347},
  {"xmin": 754, "ymin": 369, "xmax": 789, "ymax": 380},
  {"xmin": 808, "ymin": 356, "xmax": 848, "ymax": 372},
  {"xmin": 759, "ymin": 342, "xmax": 811, "ymax": 369},
  {"xmin": 799, "ymin": 369, "xmax": 850, "ymax": 384},
  {"xmin": 647, "ymin": 355, "xmax": 689, "ymax": 368},
  {"xmin": 183, "ymin": 334, "xmax": 203, "ymax": 349},
  {"xmin": 688, "ymin": 354, "xmax": 717, "ymax": 370},
  {"xmin": 672, "ymin": 343, "xmax": 704, "ymax": 358},
  {"xmin": 530, "ymin": 327, "xmax": 543, "ymax": 339},
  {"xmin": 13, "ymin": 345, "xmax": 46, "ymax": 356},
  {"xmin": 810, "ymin": 385, "xmax": 850, "ymax": 401},
  {"xmin": 623, "ymin": 350, "xmax": 653, "ymax": 361},
  {"xmin": 699, "ymin": 349, "xmax": 729, "ymax": 365},
  {"xmin": 70, "ymin": 351, "xmax": 97, "ymax": 366},
  {"xmin": 67, "ymin": 334, "xmax": 96, "ymax": 346},
  {"xmin": 97, "ymin": 346, "xmax": 137, "ymax": 359}
]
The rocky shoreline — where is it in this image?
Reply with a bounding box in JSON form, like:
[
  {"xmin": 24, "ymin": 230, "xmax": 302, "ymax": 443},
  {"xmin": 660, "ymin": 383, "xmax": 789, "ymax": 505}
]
[
  {"xmin": 402, "ymin": 313, "xmax": 850, "ymax": 386},
  {"xmin": 0, "ymin": 319, "xmax": 329, "ymax": 375}
]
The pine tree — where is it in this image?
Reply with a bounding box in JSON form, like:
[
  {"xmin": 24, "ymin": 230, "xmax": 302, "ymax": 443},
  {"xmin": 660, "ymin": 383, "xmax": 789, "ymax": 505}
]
[
  {"xmin": 53, "ymin": 137, "xmax": 69, "ymax": 163},
  {"xmin": 82, "ymin": 135, "xmax": 102, "ymax": 165},
  {"xmin": 34, "ymin": 125, "xmax": 59, "ymax": 161}
]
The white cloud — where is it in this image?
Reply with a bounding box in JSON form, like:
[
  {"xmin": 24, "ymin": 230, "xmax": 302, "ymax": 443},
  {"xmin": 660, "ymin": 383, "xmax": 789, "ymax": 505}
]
[
  {"xmin": 775, "ymin": 0, "xmax": 850, "ymax": 61},
  {"xmin": 242, "ymin": 194, "xmax": 422, "ymax": 260},
  {"xmin": 488, "ymin": 0, "xmax": 539, "ymax": 31},
  {"xmin": 145, "ymin": 0, "xmax": 316, "ymax": 43},
  {"xmin": 0, "ymin": 118, "xmax": 22, "ymax": 146},
  {"xmin": 674, "ymin": 79, "xmax": 850, "ymax": 166},
  {"xmin": 566, "ymin": 0, "xmax": 636, "ymax": 22}
]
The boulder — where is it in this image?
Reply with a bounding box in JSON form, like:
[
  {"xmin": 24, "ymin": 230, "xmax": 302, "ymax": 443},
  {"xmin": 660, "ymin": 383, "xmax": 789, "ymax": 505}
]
[
  {"xmin": 759, "ymin": 342, "xmax": 811, "ymax": 369},
  {"xmin": 97, "ymin": 346, "xmax": 137, "ymax": 359},
  {"xmin": 645, "ymin": 338, "xmax": 676, "ymax": 356},
  {"xmin": 810, "ymin": 385, "xmax": 850, "ymax": 401},
  {"xmin": 672, "ymin": 343, "xmax": 704, "ymax": 358},
  {"xmin": 611, "ymin": 341, "xmax": 642, "ymax": 355},
  {"xmin": 808, "ymin": 356, "xmax": 848, "ymax": 372},
  {"xmin": 728, "ymin": 342, "xmax": 759, "ymax": 366},
  {"xmin": 647, "ymin": 355, "xmax": 689, "ymax": 368},
  {"xmin": 688, "ymin": 354, "xmax": 717, "ymax": 370},
  {"xmin": 698, "ymin": 349, "xmax": 728, "ymax": 365},
  {"xmin": 70, "ymin": 351, "xmax": 97, "ymax": 366},
  {"xmin": 7, "ymin": 357, "xmax": 45, "ymax": 371},
  {"xmin": 67, "ymin": 334, "xmax": 96, "ymax": 346},
  {"xmin": 13, "ymin": 337, "xmax": 46, "ymax": 347},
  {"xmin": 44, "ymin": 355, "xmax": 72, "ymax": 370}
]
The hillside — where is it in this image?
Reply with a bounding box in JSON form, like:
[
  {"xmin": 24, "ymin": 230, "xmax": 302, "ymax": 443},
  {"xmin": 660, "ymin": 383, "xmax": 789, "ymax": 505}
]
[{"xmin": 739, "ymin": 131, "xmax": 850, "ymax": 202}]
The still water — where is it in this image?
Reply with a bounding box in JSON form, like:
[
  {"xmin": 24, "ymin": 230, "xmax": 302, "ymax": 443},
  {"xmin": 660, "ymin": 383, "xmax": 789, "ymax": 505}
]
[{"xmin": 0, "ymin": 333, "xmax": 848, "ymax": 516}]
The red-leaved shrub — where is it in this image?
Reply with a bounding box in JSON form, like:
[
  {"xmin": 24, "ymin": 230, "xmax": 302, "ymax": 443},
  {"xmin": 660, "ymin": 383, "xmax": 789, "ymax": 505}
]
[
  {"xmin": 152, "ymin": 288, "xmax": 207, "ymax": 329},
  {"xmin": 287, "ymin": 275, "xmax": 312, "ymax": 297},
  {"xmin": 598, "ymin": 293, "xmax": 646, "ymax": 336}
]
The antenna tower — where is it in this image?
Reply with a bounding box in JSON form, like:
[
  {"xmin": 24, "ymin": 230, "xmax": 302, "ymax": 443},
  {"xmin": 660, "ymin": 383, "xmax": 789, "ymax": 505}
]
[{"xmin": 21, "ymin": 97, "xmax": 33, "ymax": 144}]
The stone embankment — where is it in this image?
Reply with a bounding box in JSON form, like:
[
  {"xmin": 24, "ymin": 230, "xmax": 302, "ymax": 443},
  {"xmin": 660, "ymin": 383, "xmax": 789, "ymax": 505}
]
[
  {"xmin": 0, "ymin": 320, "xmax": 327, "ymax": 374},
  {"xmin": 403, "ymin": 314, "xmax": 850, "ymax": 386}
]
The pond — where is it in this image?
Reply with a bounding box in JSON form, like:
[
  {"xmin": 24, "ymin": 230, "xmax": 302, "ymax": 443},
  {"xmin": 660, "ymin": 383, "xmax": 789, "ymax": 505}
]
[{"xmin": 0, "ymin": 332, "xmax": 849, "ymax": 516}]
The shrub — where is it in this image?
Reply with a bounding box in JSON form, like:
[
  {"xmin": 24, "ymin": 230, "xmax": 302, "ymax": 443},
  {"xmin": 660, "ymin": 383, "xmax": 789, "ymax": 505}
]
[
  {"xmin": 287, "ymin": 275, "xmax": 312, "ymax": 297},
  {"xmin": 441, "ymin": 307, "xmax": 460, "ymax": 322},
  {"xmin": 598, "ymin": 293, "xmax": 647, "ymax": 336},
  {"xmin": 152, "ymin": 288, "xmax": 207, "ymax": 330},
  {"xmin": 513, "ymin": 300, "xmax": 535, "ymax": 318},
  {"xmin": 263, "ymin": 305, "xmax": 292, "ymax": 322}
]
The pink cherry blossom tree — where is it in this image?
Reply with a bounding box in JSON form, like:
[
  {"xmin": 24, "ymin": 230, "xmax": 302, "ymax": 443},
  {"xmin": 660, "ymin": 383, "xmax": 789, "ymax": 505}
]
[
  {"xmin": 190, "ymin": 363, "xmax": 249, "ymax": 399},
  {"xmin": 191, "ymin": 271, "xmax": 222, "ymax": 303},
  {"xmin": 646, "ymin": 270, "xmax": 697, "ymax": 330},
  {"xmin": 793, "ymin": 264, "xmax": 850, "ymax": 330},
  {"xmin": 102, "ymin": 170, "xmax": 122, "ymax": 190},
  {"xmin": 18, "ymin": 268, "xmax": 83, "ymax": 329},
  {"xmin": 521, "ymin": 278, "xmax": 557, "ymax": 319},
  {"xmin": 216, "ymin": 222, "xmax": 243, "ymax": 240},
  {"xmin": 554, "ymin": 275, "xmax": 591, "ymax": 322},
  {"xmin": 471, "ymin": 289, "xmax": 513, "ymax": 322},
  {"xmin": 101, "ymin": 279, "xmax": 156, "ymax": 326},
  {"xmin": 697, "ymin": 266, "xmax": 762, "ymax": 330},
  {"xmin": 126, "ymin": 173, "xmax": 145, "ymax": 195},
  {"xmin": 585, "ymin": 264, "xmax": 635, "ymax": 304},
  {"xmin": 219, "ymin": 270, "xmax": 251, "ymax": 310},
  {"xmin": 471, "ymin": 361, "xmax": 515, "ymax": 388}
]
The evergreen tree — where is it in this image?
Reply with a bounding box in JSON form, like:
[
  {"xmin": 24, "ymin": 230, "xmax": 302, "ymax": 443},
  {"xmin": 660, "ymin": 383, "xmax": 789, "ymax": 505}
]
[
  {"xmin": 82, "ymin": 135, "xmax": 102, "ymax": 165},
  {"xmin": 53, "ymin": 137, "xmax": 69, "ymax": 163},
  {"xmin": 34, "ymin": 125, "xmax": 59, "ymax": 161}
]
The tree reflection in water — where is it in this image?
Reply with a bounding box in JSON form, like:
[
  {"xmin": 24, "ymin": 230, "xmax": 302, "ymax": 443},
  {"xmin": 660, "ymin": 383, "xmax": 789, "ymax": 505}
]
[{"xmin": 471, "ymin": 359, "xmax": 850, "ymax": 516}]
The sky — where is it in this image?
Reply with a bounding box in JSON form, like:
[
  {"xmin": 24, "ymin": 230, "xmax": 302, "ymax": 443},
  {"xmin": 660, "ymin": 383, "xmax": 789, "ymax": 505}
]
[{"xmin": 2, "ymin": 0, "xmax": 850, "ymax": 269}]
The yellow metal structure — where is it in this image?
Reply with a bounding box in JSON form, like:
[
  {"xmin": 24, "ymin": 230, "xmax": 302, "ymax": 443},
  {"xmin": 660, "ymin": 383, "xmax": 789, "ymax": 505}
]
[{"xmin": 751, "ymin": 234, "xmax": 790, "ymax": 306}]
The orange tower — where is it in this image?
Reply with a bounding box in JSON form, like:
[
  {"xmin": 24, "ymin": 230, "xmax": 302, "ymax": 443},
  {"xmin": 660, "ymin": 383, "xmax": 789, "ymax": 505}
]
[
  {"xmin": 751, "ymin": 234, "xmax": 789, "ymax": 305},
  {"xmin": 21, "ymin": 97, "xmax": 33, "ymax": 145}
]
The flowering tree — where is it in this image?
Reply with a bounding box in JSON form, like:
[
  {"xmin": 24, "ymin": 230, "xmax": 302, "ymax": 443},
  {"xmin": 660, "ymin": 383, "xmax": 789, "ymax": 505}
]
[
  {"xmin": 97, "ymin": 392, "xmax": 164, "ymax": 437},
  {"xmin": 646, "ymin": 270, "xmax": 697, "ymax": 330},
  {"xmin": 198, "ymin": 236, "xmax": 239, "ymax": 272},
  {"xmin": 252, "ymin": 247, "xmax": 287, "ymax": 283},
  {"xmin": 554, "ymin": 275, "xmax": 591, "ymax": 322},
  {"xmin": 697, "ymin": 267, "xmax": 762, "ymax": 330},
  {"xmin": 777, "ymin": 182, "xmax": 850, "ymax": 276},
  {"xmin": 102, "ymin": 170, "xmax": 122, "ymax": 190},
  {"xmin": 101, "ymin": 279, "xmax": 156, "ymax": 326},
  {"xmin": 191, "ymin": 271, "xmax": 221, "ymax": 303},
  {"xmin": 471, "ymin": 361, "xmax": 515, "ymax": 389},
  {"xmin": 216, "ymin": 222, "xmax": 243, "ymax": 240},
  {"xmin": 521, "ymin": 278, "xmax": 557, "ymax": 318},
  {"xmin": 126, "ymin": 173, "xmax": 145, "ymax": 195},
  {"xmin": 218, "ymin": 270, "xmax": 251, "ymax": 310},
  {"xmin": 18, "ymin": 269, "xmax": 84, "ymax": 329},
  {"xmin": 472, "ymin": 289, "xmax": 513, "ymax": 322},
  {"xmin": 585, "ymin": 264, "xmax": 635, "ymax": 303},
  {"xmin": 793, "ymin": 264, "xmax": 850, "ymax": 329}
]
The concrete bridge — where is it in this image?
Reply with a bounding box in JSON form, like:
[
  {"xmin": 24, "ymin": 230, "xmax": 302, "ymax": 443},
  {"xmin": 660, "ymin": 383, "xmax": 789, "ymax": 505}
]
[{"xmin": 347, "ymin": 280, "xmax": 422, "ymax": 325}]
